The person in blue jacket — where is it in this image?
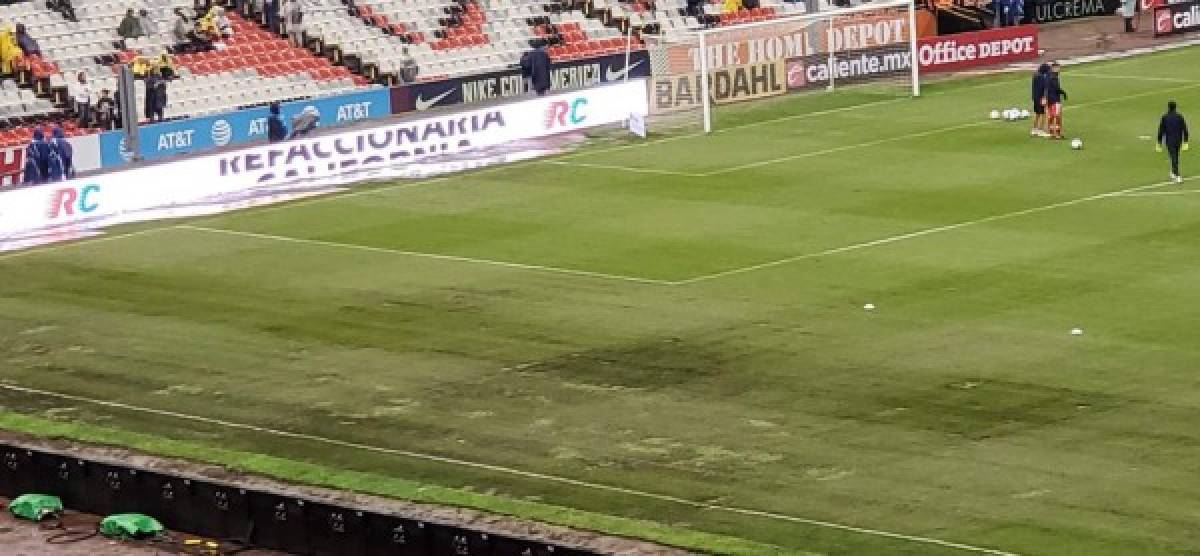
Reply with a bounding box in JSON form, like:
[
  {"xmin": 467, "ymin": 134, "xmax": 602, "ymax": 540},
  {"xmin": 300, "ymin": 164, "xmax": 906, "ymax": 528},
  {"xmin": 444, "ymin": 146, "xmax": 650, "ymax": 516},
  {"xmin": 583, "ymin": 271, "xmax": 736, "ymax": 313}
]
[
  {"xmin": 47, "ymin": 125, "xmax": 74, "ymax": 181},
  {"xmin": 22, "ymin": 128, "xmax": 52, "ymax": 185}
]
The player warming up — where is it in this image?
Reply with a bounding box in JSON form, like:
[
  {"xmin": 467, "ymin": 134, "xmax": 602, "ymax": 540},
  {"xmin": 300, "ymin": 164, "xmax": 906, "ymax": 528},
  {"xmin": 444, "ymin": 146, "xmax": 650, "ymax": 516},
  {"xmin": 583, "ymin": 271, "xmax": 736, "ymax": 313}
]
[
  {"xmin": 1031, "ymin": 63, "xmax": 1051, "ymax": 137},
  {"xmin": 1157, "ymin": 100, "xmax": 1190, "ymax": 183},
  {"xmin": 1043, "ymin": 62, "xmax": 1067, "ymax": 140}
]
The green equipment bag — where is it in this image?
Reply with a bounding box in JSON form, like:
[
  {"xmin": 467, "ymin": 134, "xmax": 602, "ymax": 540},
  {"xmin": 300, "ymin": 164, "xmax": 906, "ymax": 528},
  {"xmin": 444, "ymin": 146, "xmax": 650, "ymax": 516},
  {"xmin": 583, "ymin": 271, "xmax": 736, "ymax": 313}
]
[
  {"xmin": 8, "ymin": 494, "xmax": 64, "ymax": 521},
  {"xmin": 99, "ymin": 513, "xmax": 165, "ymax": 539}
]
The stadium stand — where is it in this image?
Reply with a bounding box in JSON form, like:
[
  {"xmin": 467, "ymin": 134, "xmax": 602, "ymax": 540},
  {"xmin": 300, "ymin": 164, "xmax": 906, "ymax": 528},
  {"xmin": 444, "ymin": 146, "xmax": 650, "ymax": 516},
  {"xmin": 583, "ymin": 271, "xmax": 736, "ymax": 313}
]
[{"xmin": 0, "ymin": 0, "xmax": 814, "ymax": 147}]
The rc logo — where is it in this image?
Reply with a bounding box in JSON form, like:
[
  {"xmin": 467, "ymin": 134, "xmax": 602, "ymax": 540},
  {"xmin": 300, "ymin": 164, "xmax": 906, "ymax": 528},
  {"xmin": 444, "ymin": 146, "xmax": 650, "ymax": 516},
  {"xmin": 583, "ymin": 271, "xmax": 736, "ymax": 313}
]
[
  {"xmin": 118, "ymin": 137, "xmax": 134, "ymax": 162},
  {"xmin": 1157, "ymin": 9, "xmax": 1174, "ymax": 33},
  {"xmin": 544, "ymin": 98, "xmax": 588, "ymax": 129},
  {"xmin": 211, "ymin": 119, "xmax": 233, "ymax": 146},
  {"xmin": 47, "ymin": 184, "xmax": 100, "ymax": 219}
]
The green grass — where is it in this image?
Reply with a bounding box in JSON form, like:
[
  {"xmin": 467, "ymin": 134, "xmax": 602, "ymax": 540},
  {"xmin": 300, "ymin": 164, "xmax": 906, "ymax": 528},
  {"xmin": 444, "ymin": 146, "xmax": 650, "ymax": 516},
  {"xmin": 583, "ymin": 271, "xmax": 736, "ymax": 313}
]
[{"xmin": 4, "ymin": 47, "xmax": 1200, "ymax": 554}]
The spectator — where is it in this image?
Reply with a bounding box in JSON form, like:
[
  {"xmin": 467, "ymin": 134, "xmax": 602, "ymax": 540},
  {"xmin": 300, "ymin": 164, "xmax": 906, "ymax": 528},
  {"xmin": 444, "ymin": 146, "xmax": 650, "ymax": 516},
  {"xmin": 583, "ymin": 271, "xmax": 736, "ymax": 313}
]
[
  {"xmin": 398, "ymin": 47, "xmax": 418, "ymax": 84},
  {"xmin": 0, "ymin": 27, "xmax": 21, "ymax": 74},
  {"xmin": 138, "ymin": 9, "xmax": 158, "ymax": 37},
  {"xmin": 172, "ymin": 8, "xmax": 191, "ymax": 43},
  {"xmin": 74, "ymin": 71, "xmax": 91, "ymax": 127},
  {"xmin": 95, "ymin": 88, "xmax": 116, "ymax": 130},
  {"xmin": 285, "ymin": 0, "xmax": 304, "ymax": 47},
  {"xmin": 156, "ymin": 52, "xmax": 176, "ymax": 78},
  {"xmin": 519, "ymin": 44, "xmax": 551, "ymax": 96},
  {"xmin": 145, "ymin": 67, "xmax": 168, "ymax": 122},
  {"xmin": 288, "ymin": 106, "xmax": 319, "ymax": 139},
  {"xmin": 686, "ymin": 0, "xmax": 704, "ymax": 17},
  {"xmin": 267, "ymin": 102, "xmax": 287, "ymax": 142},
  {"xmin": 214, "ymin": 7, "xmax": 233, "ymax": 39},
  {"xmin": 14, "ymin": 24, "xmax": 40, "ymax": 57},
  {"xmin": 22, "ymin": 128, "xmax": 51, "ymax": 186},
  {"xmin": 118, "ymin": 9, "xmax": 145, "ymax": 40},
  {"xmin": 266, "ymin": 0, "xmax": 280, "ymax": 34},
  {"xmin": 46, "ymin": 126, "xmax": 70, "ymax": 181},
  {"xmin": 1121, "ymin": 0, "xmax": 1136, "ymax": 32},
  {"xmin": 48, "ymin": 0, "xmax": 77, "ymax": 22},
  {"xmin": 723, "ymin": 0, "xmax": 742, "ymax": 12}
]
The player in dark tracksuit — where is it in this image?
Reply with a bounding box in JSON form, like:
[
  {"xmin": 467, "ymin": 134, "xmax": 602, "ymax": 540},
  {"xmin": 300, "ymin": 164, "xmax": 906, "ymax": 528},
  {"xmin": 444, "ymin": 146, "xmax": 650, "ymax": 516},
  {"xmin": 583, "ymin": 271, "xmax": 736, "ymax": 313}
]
[
  {"xmin": 1031, "ymin": 63, "xmax": 1050, "ymax": 137},
  {"xmin": 1157, "ymin": 100, "xmax": 1190, "ymax": 183}
]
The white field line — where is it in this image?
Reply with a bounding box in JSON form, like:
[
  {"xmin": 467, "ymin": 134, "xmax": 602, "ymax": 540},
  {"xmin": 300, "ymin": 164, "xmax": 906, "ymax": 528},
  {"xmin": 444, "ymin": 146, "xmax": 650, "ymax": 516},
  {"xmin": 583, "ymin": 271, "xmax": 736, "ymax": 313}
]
[
  {"xmin": 175, "ymin": 225, "xmax": 670, "ymax": 285},
  {"xmin": 675, "ymin": 176, "xmax": 1188, "ymax": 285},
  {"xmin": 556, "ymin": 78, "xmax": 1025, "ymax": 165},
  {"xmin": 1071, "ymin": 73, "xmax": 1199, "ymax": 83},
  {"xmin": 0, "ymin": 226, "xmax": 171, "ymax": 261},
  {"xmin": 541, "ymin": 160, "xmax": 705, "ymax": 177},
  {"xmin": 703, "ymin": 81, "xmax": 1200, "ymax": 176},
  {"xmin": 0, "ymin": 382, "xmax": 1018, "ymax": 556},
  {"xmin": 1115, "ymin": 188, "xmax": 1200, "ymax": 197}
]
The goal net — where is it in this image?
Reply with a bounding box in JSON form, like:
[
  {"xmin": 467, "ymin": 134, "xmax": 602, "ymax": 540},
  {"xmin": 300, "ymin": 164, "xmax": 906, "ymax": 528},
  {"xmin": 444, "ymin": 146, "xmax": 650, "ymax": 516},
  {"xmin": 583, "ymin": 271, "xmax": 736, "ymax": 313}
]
[{"xmin": 640, "ymin": 0, "xmax": 920, "ymax": 134}]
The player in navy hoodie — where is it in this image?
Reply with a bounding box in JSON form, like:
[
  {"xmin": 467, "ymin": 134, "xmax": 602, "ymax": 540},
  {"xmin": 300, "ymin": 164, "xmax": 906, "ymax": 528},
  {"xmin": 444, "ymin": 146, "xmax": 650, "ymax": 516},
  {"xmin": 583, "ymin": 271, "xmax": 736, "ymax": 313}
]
[
  {"xmin": 22, "ymin": 128, "xmax": 52, "ymax": 185},
  {"xmin": 1030, "ymin": 63, "xmax": 1050, "ymax": 137}
]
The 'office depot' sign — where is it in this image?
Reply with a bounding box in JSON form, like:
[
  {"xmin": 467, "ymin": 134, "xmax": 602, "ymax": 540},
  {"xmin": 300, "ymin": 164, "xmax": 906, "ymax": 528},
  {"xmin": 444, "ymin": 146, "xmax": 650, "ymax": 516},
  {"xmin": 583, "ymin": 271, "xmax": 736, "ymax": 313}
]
[{"xmin": 917, "ymin": 26, "xmax": 1039, "ymax": 73}]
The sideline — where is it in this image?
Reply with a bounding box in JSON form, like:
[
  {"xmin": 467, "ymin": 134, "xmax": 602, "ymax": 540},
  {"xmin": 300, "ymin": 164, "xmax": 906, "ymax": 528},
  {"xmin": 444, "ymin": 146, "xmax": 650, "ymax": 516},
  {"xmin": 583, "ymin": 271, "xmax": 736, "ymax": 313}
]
[{"xmin": 0, "ymin": 382, "xmax": 1019, "ymax": 556}]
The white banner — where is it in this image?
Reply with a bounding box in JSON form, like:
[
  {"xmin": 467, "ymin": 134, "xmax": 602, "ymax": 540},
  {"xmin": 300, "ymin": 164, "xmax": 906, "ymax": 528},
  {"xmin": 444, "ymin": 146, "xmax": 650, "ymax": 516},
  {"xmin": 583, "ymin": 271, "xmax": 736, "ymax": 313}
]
[{"xmin": 0, "ymin": 80, "xmax": 649, "ymax": 250}]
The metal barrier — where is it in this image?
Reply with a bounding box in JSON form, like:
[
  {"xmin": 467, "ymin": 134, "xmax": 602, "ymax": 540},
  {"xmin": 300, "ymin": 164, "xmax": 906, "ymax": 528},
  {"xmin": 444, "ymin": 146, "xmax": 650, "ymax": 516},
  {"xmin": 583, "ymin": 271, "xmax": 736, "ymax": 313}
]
[{"xmin": 0, "ymin": 442, "xmax": 597, "ymax": 555}]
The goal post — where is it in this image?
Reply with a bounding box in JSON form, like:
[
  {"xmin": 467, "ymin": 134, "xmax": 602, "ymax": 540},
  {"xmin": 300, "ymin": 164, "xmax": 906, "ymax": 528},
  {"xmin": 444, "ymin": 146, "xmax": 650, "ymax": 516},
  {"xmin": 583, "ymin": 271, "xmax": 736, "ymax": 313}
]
[{"xmin": 639, "ymin": 0, "xmax": 922, "ymax": 134}]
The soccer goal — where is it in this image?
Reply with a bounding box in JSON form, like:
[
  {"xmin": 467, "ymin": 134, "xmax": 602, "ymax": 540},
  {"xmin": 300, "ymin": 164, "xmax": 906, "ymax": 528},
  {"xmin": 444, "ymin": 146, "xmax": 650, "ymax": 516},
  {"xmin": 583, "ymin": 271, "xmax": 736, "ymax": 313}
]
[{"xmin": 638, "ymin": 0, "xmax": 921, "ymax": 134}]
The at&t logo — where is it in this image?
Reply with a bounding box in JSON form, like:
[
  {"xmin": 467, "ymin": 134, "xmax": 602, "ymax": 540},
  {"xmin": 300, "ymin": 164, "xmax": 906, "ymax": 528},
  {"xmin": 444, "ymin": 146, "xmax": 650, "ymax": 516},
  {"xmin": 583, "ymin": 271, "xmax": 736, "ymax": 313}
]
[
  {"xmin": 118, "ymin": 137, "xmax": 134, "ymax": 162},
  {"xmin": 211, "ymin": 119, "xmax": 233, "ymax": 146}
]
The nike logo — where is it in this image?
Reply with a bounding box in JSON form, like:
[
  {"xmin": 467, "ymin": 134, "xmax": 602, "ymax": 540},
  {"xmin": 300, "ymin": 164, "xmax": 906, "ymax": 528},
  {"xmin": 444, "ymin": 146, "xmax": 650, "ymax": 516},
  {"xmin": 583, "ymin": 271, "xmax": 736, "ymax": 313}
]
[
  {"xmin": 415, "ymin": 88, "xmax": 455, "ymax": 110},
  {"xmin": 604, "ymin": 59, "xmax": 645, "ymax": 82}
]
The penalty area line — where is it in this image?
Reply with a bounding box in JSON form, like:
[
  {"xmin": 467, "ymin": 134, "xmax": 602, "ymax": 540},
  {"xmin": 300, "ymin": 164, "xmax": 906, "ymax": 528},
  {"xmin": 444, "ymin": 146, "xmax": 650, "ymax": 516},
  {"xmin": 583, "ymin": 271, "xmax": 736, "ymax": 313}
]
[
  {"xmin": 705, "ymin": 80, "xmax": 1200, "ymax": 176},
  {"xmin": 175, "ymin": 225, "xmax": 671, "ymax": 285},
  {"xmin": 0, "ymin": 382, "xmax": 1018, "ymax": 556},
  {"xmin": 677, "ymin": 176, "xmax": 1187, "ymax": 284},
  {"xmin": 541, "ymin": 160, "xmax": 706, "ymax": 177}
]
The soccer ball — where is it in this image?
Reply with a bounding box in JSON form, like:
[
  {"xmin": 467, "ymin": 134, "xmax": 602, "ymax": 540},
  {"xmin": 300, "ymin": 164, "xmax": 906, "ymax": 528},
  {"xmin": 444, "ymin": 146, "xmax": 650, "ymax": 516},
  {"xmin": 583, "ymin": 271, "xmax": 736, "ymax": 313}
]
[
  {"xmin": 1070, "ymin": 138, "xmax": 1083, "ymax": 150},
  {"xmin": 1005, "ymin": 109, "xmax": 1018, "ymax": 121},
  {"xmin": 989, "ymin": 109, "xmax": 1000, "ymax": 120},
  {"xmin": 1020, "ymin": 109, "xmax": 1030, "ymax": 119}
]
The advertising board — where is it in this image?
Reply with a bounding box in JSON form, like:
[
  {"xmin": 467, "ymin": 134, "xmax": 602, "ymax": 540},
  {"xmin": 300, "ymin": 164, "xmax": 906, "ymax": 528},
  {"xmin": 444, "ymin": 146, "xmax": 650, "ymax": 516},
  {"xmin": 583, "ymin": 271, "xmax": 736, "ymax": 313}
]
[
  {"xmin": 389, "ymin": 52, "xmax": 651, "ymax": 113},
  {"xmin": 648, "ymin": 60, "xmax": 785, "ymax": 114},
  {"xmin": 916, "ymin": 26, "xmax": 1039, "ymax": 73},
  {"xmin": 1154, "ymin": 0, "xmax": 1200, "ymax": 35},
  {"xmin": 0, "ymin": 80, "xmax": 649, "ymax": 247},
  {"xmin": 1023, "ymin": 0, "xmax": 1121, "ymax": 23},
  {"xmin": 98, "ymin": 88, "xmax": 392, "ymax": 167},
  {"xmin": 786, "ymin": 46, "xmax": 912, "ymax": 90}
]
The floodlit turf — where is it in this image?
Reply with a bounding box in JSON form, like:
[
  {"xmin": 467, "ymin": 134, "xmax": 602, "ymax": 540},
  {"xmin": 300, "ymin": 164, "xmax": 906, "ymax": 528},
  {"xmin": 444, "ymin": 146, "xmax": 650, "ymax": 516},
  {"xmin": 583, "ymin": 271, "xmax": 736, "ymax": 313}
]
[{"xmin": 6, "ymin": 48, "xmax": 1200, "ymax": 554}]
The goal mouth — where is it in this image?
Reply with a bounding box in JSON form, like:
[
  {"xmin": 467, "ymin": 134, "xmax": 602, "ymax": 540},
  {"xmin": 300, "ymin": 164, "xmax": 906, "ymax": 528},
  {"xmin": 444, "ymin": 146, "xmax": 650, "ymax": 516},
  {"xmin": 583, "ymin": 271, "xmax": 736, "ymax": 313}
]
[{"xmin": 636, "ymin": 0, "xmax": 921, "ymax": 134}]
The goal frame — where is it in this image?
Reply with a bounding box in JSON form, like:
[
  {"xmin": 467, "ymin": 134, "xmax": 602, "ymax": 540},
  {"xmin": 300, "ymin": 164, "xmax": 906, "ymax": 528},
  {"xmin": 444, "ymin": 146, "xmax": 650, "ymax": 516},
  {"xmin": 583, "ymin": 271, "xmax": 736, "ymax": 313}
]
[{"xmin": 639, "ymin": 0, "xmax": 922, "ymax": 133}]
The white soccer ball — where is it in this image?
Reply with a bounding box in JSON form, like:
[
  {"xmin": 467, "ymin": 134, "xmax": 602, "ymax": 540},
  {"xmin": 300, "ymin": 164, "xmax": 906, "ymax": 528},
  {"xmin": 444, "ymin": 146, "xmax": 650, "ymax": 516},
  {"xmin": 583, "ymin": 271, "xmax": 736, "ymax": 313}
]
[
  {"xmin": 1071, "ymin": 327, "xmax": 1083, "ymax": 336},
  {"xmin": 1020, "ymin": 109, "xmax": 1030, "ymax": 119},
  {"xmin": 989, "ymin": 109, "xmax": 1001, "ymax": 120},
  {"xmin": 863, "ymin": 303, "xmax": 875, "ymax": 311},
  {"xmin": 1070, "ymin": 138, "xmax": 1083, "ymax": 150}
]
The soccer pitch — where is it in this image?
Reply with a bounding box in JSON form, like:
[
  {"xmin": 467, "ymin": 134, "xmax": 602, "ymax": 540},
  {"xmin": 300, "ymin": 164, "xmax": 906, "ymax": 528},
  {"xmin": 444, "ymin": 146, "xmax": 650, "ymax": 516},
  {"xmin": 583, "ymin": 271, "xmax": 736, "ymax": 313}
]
[{"xmin": 5, "ymin": 47, "xmax": 1200, "ymax": 554}]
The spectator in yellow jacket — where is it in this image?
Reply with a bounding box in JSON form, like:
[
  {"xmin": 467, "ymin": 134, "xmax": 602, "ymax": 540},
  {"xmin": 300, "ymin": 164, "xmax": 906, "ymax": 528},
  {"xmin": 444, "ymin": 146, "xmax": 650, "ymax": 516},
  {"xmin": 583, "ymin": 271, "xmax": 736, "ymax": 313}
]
[{"xmin": 723, "ymin": 0, "xmax": 743, "ymax": 12}]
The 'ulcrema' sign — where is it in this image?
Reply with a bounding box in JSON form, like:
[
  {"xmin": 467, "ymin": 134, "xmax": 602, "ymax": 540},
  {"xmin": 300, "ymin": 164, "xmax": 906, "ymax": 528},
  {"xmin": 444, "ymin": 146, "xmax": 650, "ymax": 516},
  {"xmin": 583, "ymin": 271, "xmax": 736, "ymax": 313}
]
[{"xmin": 1024, "ymin": 0, "xmax": 1120, "ymax": 23}]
